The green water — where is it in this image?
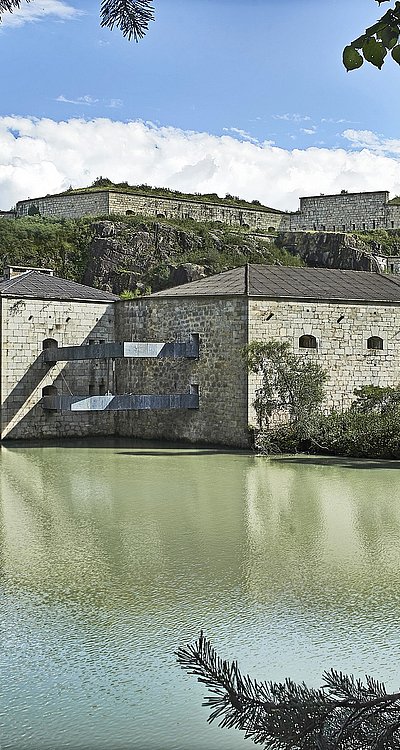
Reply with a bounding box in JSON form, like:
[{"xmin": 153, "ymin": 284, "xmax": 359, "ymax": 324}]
[{"xmin": 1, "ymin": 443, "xmax": 400, "ymax": 750}]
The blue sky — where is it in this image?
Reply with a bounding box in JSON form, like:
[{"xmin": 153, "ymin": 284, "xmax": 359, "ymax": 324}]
[{"xmin": 1, "ymin": 0, "xmax": 400, "ymax": 210}]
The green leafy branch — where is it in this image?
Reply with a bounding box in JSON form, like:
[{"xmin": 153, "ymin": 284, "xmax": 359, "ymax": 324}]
[{"xmin": 344, "ymin": 1, "xmax": 400, "ymax": 70}]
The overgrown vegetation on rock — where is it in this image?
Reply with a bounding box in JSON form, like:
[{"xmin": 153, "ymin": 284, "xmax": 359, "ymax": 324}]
[{"xmin": 0, "ymin": 214, "xmax": 302, "ymax": 295}]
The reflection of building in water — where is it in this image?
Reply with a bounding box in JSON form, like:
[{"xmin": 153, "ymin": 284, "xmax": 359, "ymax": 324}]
[
  {"xmin": 0, "ymin": 445, "xmax": 248, "ymax": 607},
  {"xmin": 243, "ymin": 458, "xmax": 400, "ymax": 609}
]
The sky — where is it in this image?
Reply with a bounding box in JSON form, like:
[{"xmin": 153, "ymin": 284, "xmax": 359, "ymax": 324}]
[{"xmin": 1, "ymin": 0, "xmax": 400, "ymax": 211}]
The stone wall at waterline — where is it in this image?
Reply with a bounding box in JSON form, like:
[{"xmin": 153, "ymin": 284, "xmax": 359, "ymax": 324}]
[
  {"xmin": 115, "ymin": 296, "xmax": 249, "ymax": 447},
  {"xmin": 0, "ymin": 297, "xmax": 115, "ymax": 440},
  {"xmin": 247, "ymin": 297, "xmax": 400, "ymax": 424}
]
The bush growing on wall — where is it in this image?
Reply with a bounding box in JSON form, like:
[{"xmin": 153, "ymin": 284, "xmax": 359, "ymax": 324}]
[{"xmin": 245, "ymin": 340, "xmax": 327, "ymax": 451}]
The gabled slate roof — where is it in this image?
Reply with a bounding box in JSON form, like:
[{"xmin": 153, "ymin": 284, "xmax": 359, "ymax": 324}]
[
  {"xmin": 149, "ymin": 264, "xmax": 400, "ymax": 303},
  {"xmin": 0, "ymin": 270, "xmax": 118, "ymax": 302}
]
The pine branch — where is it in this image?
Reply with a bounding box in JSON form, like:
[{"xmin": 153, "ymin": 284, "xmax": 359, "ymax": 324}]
[
  {"xmin": 100, "ymin": 0, "xmax": 155, "ymax": 41},
  {"xmin": 0, "ymin": 0, "xmax": 27, "ymax": 15},
  {"xmin": 176, "ymin": 633, "xmax": 400, "ymax": 749}
]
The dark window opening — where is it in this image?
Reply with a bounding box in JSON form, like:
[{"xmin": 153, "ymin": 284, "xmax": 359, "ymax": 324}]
[
  {"xmin": 342, "ymin": 225, "xmax": 346, "ymax": 232},
  {"xmin": 99, "ymin": 379, "xmax": 106, "ymax": 396},
  {"xmin": 392, "ymin": 221, "xmax": 395, "ymax": 228},
  {"xmin": 373, "ymin": 220, "xmax": 376, "ymax": 229},
  {"xmin": 42, "ymin": 384, "xmax": 58, "ymax": 397},
  {"xmin": 367, "ymin": 336, "xmax": 383, "ymax": 351},
  {"xmin": 363, "ymin": 223, "xmax": 366, "ymax": 230},
  {"xmin": 352, "ymin": 224, "xmax": 356, "ymax": 231},
  {"xmin": 126, "ymin": 210, "xmax": 134, "ymax": 215},
  {"xmin": 42, "ymin": 338, "xmax": 58, "ymax": 350},
  {"xmin": 299, "ymin": 334, "xmax": 317, "ymax": 349}
]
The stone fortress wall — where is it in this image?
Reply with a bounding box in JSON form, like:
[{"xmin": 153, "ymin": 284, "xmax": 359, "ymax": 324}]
[
  {"xmin": 247, "ymin": 297, "xmax": 400, "ymax": 425},
  {"xmin": 1, "ymin": 296, "xmax": 116, "ymax": 440},
  {"xmin": 16, "ymin": 191, "xmax": 283, "ymax": 232},
  {"xmin": 286, "ymin": 190, "xmax": 400, "ymax": 232},
  {"xmin": 115, "ymin": 296, "xmax": 249, "ymax": 447},
  {"xmin": 14, "ymin": 188, "xmax": 400, "ymax": 234}
]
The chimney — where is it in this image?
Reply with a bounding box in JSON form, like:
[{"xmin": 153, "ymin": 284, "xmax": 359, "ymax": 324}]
[{"xmin": 3, "ymin": 266, "xmax": 55, "ymax": 280}]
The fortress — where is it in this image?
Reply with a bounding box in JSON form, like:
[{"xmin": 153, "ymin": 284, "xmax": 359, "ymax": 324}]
[
  {"xmin": 3, "ymin": 187, "xmax": 400, "ymax": 448},
  {"xmin": 11, "ymin": 187, "xmax": 400, "ymax": 233}
]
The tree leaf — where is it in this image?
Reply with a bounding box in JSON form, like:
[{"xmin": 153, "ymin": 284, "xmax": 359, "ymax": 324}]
[
  {"xmin": 379, "ymin": 25, "xmax": 399, "ymax": 48},
  {"xmin": 391, "ymin": 43, "xmax": 400, "ymax": 63},
  {"xmin": 343, "ymin": 45, "xmax": 364, "ymax": 71},
  {"xmin": 362, "ymin": 37, "xmax": 388, "ymax": 68}
]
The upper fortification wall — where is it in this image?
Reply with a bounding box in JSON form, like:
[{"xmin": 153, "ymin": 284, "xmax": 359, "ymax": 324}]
[
  {"xmin": 17, "ymin": 192, "xmax": 110, "ymax": 220},
  {"xmin": 281, "ymin": 190, "xmax": 400, "ymax": 232},
  {"xmin": 16, "ymin": 190, "xmax": 284, "ymax": 231},
  {"xmin": 15, "ymin": 188, "xmax": 400, "ymax": 234}
]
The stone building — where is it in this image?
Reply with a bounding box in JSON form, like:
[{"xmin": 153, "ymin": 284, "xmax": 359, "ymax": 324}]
[
  {"xmin": 4, "ymin": 264, "xmax": 400, "ymax": 447},
  {"xmin": 286, "ymin": 190, "xmax": 400, "ymax": 232},
  {"xmin": 115, "ymin": 265, "xmax": 400, "ymax": 447},
  {"xmin": 15, "ymin": 190, "xmax": 284, "ymax": 232},
  {"xmin": 0, "ymin": 266, "xmax": 118, "ymax": 440},
  {"xmin": 13, "ymin": 187, "xmax": 400, "ymax": 234}
]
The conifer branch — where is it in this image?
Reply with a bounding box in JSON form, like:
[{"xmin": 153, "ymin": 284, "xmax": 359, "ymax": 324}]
[
  {"xmin": 100, "ymin": 0, "xmax": 155, "ymax": 41},
  {"xmin": 176, "ymin": 633, "xmax": 400, "ymax": 749}
]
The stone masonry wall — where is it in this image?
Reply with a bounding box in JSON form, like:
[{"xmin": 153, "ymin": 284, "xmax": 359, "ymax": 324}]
[
  {"xmin": 16, "ymin": 193, "xmax": 110, "ymax": 219},
  {"xmin": 247, "ymin": 297, "xmax": 400, "ymax": 424},
  {"xmin": 1, "ymin": 297, "xmax": 115, "ymax": 439},
  {"xmin": 16, "ymin": 191, "xmax": 283, "ymax": 231},
  {"xmin": 115, "ymin": 296, "xmax": 249, "ymax": 447},
  {"xmin": 282, "ymin": 191, "xmax": 391, "ymax": 232}
]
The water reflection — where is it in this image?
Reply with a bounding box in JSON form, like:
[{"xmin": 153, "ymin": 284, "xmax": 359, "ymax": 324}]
[{"xmin": 1, "ymin": 445, "xmax": 400, "ymax": 749}]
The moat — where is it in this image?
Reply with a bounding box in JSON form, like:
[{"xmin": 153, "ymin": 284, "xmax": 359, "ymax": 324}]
[{"xmin": 1, "ymin": 441, "xmax": 400, "ymax": 750}]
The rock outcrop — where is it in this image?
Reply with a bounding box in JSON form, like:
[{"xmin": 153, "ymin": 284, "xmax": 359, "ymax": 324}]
[
  {"xmin": 83, "ymin": 220, "xmax": 292, "ymax": 294},
  {"xmin": 277, "ymin": 231, "xmax": 381, "ymax": 272}
]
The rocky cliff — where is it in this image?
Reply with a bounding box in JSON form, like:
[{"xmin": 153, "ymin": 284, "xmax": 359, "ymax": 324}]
[
  {"xmin": 82, "ymin": 219, "xmax": 301, "ymax": 294},
  {"xmin": 276, "ymin": 231, "xmax": 381, "ymax": 272}
]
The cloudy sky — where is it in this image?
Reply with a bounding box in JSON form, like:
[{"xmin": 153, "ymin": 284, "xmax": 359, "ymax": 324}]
[{"xmin": 1, "ymin": 0, "xmax": 400, "ymax": 211}]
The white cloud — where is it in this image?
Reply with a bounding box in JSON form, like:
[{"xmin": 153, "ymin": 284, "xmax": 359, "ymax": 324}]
[
  {"xmin": 223, "ymin": 127, "xmax": 259, "ymax": 144},
  {"xmin": 342, "ymin": 129, "xmax": 400, "ymax": 156},
  {"xmin": 1, "ymin": 0, "xmax": 81, "ymax": 28},
  {"xmin": 56, "ymin": 95, "xmax": 99, "ymax": 106},
  {"xmin": 2, "ymin": 117, "xmax": 400, "ymax": 211},
  {"xmin": 301, "ymin": 128, "xmax": 316, "ymax": 136},
  {"xmin": 273, "ymin": 113, "xmax": 311, "ymax": 123},
  {"xmin": 56, "ymin": 95, "xmax": 123, "ymax": 109}
]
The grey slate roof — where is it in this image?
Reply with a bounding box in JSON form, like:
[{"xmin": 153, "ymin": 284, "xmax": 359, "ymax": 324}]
[
  {"xmin": 150, "ymin": 264, "xmax": 400, "ymax": 303},
  {"xmin": 0, "ymin": 270, "xmax": 118, "ymax": 302}
]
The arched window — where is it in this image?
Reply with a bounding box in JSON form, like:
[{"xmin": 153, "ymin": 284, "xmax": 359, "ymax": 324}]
[
  {"xmin": 42, "ymin": 384, "xmax": 58, "ymax": 410},
  {"xmin": 42, "ymin": 384, "xmax": 58, "ymax": 397},
  {"xmin": 42, "ymin": 338, "xmax": 58, "ymax": 350},
  {"xmin": 367, "ymin": 336, "xmax": 384, "ymax": 351},
  {"xmin": 299, "ymin": 334, "xmax": 317, "ymax": 349}
]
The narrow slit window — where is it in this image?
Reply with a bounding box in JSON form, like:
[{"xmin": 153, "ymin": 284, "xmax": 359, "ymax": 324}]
[
  {"xmin": 299, "ymin": 334, "xmax": 317, "ymax": 349},
  {"xmin": 367, "ymin": 336, "xmax": 383, "ymax": 351}
]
